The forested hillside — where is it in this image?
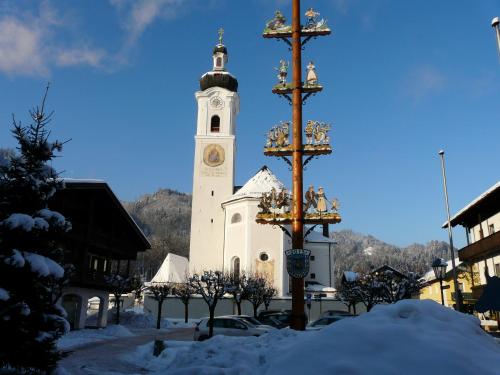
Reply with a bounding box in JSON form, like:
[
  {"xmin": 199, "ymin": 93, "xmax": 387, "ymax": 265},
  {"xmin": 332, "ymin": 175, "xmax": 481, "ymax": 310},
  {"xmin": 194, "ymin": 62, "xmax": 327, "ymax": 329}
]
[{"xmin": 124, "ymin": 188, "xmax": 450, "ymax": 282}]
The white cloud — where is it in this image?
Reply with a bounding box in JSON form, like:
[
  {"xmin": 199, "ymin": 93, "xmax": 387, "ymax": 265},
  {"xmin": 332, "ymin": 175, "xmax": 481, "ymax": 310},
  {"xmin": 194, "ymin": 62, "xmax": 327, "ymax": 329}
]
[
  {"xmin": 405, "ymin": 65, "xmax": 446, "ymax": 103},
  {"xmin": 56, "ymin": 48, "xmax": 106, "ymax": 68},
  {"xmin": 0, "ymin": 18, "xmax": 47, "ymax": 76},
  {"xmin": 0, "ymin": 1, "xmax": 105, "ymax": 77}
]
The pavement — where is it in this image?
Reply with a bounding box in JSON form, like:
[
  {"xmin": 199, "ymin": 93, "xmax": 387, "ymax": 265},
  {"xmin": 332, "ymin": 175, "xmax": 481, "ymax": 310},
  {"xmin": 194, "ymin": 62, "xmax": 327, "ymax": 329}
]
[{"xmin": 60, "ymin": 327, "xmax": 195, "ymax": 375}]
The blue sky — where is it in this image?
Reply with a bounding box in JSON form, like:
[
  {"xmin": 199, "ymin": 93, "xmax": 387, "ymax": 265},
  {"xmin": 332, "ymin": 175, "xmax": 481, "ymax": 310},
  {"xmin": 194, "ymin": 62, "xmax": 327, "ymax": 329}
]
[{"xmin": 0, "ymin": 0, "xmax": 499, "ymax": 248}]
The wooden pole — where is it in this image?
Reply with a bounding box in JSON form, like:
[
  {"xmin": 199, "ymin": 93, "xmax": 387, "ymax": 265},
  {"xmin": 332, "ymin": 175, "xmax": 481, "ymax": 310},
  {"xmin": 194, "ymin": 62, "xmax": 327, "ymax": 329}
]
[{"xmin": 290, "ymin": 0, "xmax": 306, "ymax": 331}]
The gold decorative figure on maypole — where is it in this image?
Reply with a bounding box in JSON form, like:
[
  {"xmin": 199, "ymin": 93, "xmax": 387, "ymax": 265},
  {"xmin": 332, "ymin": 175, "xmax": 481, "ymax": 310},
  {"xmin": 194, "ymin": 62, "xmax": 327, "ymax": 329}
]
[{"xmin": 259, "ymin": 1, "xmax": 341, "ymax": 330}]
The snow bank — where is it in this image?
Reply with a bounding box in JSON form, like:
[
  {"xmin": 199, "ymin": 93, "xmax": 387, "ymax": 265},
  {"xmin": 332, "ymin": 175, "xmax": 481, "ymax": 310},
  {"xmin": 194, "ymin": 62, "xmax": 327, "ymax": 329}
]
[
  {"xmin": 24, "ymin": 252, "xmax": 64, "ymax": 278},
  {"xmin": 0, "ymin": 288, "xmax": 10, "ymax": 301},
  {"xmin": 57, "ymin": 325, "xmax": 134, "ymax": 350},
  {"xmin": 131, "ymin": 300, "xmax": 500, "ymax": 375}
]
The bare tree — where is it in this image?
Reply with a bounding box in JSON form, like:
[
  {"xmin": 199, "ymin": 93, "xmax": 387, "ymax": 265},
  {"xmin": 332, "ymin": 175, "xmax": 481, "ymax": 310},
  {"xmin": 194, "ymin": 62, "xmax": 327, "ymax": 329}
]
[
  {"xmin": 172, "ymin": 280, "xmax": 195, "ymax": 323},
  {"xmin": 105, "ymin": 274, "xmax": 137, "ymax": 324},
  {"xmin": 242, "ymin": 273, "xmax": 268, "ymax": 318},
  {"xmin": 263, "ymin": 284, "xmax": 277, "ymax": 311},
  {"xmin": 189, "ymin": 271, "xmax": 228, "ymax": 338},
  {"xmin": 226, "ymin": 272, "xmax": 245, "ymax": 315},
  {"xmin": 148, "ymin": 282, "xmax": 172, "ymax": 329}
]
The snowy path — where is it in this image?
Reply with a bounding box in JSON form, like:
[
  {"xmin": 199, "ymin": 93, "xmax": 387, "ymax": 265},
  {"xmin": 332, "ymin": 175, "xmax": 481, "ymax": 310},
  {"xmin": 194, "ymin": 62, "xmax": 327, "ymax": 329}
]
[{"xmin": 60, "ymin": 328, "xmax": 195, "ymax": 375}]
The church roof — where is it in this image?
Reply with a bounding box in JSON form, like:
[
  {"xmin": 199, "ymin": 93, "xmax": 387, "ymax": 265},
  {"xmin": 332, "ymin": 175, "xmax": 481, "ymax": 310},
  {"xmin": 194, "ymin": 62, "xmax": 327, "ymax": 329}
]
[
  {"xmin": 223, "ymin": 166, "xmax": 285, "ymax": 203},
  {"xmin": 200, "ymin": 71, "xmax": 238, "ymax": 92}
]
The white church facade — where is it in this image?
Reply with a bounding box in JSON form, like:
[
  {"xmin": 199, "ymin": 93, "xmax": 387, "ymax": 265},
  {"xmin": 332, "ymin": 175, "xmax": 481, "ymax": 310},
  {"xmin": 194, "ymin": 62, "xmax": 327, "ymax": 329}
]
[{"xmin": 188, "ymin": 35, "xmax": 335, "ymax": 297}]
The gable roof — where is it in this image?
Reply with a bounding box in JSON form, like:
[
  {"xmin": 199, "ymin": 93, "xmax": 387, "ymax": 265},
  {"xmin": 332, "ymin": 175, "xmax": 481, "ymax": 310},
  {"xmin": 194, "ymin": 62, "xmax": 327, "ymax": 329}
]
[
  {"xmin": 62, "ymin": 179, "xmax": 151, "ymax": 249},
  {"xmin": 223, "ymin": 166, "xmax": 285, "ymax": 204}
]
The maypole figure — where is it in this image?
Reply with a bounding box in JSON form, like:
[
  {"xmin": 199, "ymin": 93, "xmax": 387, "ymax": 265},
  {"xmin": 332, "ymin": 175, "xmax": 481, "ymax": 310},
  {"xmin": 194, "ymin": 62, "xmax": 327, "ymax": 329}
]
[
  {"xmin": 305, "ymin": 8, "xmax": 320, "ymax": 28},
  {"xmin": 276, "ymin": 59, "xmax": 289, "ymax": 86},
  {"xmin": 306, "ymin": 61, "xmax": 318, "ymax": 86}
]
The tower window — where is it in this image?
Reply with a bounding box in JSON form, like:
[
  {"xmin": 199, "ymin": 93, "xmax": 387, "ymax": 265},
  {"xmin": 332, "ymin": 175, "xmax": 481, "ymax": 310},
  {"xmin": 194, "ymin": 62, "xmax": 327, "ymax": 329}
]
[
  {"xmin": 231, "ymin": 213, "xmax": 242, "ymax": 224},
  {"xmin": 310, "ymin": 273, "xmax": 316, "ymax": 279},
  {"xmin": 259, "ymin": 252, "xmax": 269, "ymax": 262},
  {"xmin": 211, "ymin": 190, "xmax": 214, "ymax": 196},
  {"xmin": 216, "ymin": 57, "xmax": 222, "ymax": 67},
  {"xmin": 231, "ymin": 256, "xmax": 240, "ymax": 279},
  {"xmin": 210, "ymin": 115, "xmax": 220, "ymax": 133}
]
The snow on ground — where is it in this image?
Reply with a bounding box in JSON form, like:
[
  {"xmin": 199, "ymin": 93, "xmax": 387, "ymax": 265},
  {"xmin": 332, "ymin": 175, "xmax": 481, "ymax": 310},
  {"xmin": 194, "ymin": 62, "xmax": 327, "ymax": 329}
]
[
  {"xmin": 126, "ymin": 300, "xmax": 500, "ymax": 375},
  {"xmin": 57, "ymin": 325, "xmax": 134, "ymax": 350}
]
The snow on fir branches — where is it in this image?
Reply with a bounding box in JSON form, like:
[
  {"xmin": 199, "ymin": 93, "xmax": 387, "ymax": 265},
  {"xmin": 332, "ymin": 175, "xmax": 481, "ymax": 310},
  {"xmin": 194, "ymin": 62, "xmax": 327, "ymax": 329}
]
[{"xmin": 0, "ymin": 85, "xmax": 71, "ymax": 374}]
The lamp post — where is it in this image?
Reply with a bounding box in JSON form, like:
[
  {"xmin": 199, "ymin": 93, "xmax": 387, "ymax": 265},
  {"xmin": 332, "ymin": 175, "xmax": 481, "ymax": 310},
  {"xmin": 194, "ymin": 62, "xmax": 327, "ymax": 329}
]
[
  {"xmin": 432, "ymin": 258, "xmax": 448, "ymax": 305},
  {"xmin": 492, "ymin": 17, "xmax": 500, "ymax": 59},
  {"xmin": 438, "ymin": 150, "xmax": 463, "ymax": 312}
]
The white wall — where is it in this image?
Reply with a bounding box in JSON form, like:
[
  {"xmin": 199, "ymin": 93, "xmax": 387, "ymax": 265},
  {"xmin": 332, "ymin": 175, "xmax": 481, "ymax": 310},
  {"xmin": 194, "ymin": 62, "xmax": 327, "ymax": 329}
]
[{"xmin": 468, "ymin": 212, "xmax": 500, "ymax": 244}]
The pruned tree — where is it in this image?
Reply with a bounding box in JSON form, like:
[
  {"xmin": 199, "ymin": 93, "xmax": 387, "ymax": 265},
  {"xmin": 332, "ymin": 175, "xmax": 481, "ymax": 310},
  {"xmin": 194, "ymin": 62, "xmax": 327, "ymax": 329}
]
[
  {"xmin": 148, "ymin": 282, "xmax": 171, "ymax": 329},
  {"xmin": 263, "ymin": 284, "xmax": 277, "ymax": 311},
  {"xmin": 105, "ymin": 274, "xmax": 137, "ymax": 325},
  {"xmin": 242, "ymin": 273, "xmax": 268, "ymax": 318},
  {"xmin": 172, "ymin": 279, "xmax": 195, "ymax": 323},
  {"xmin": 338, "ymin": 278, "xmax": 364, "ymax": 315},
  {"xmin": 189, "ymin": 271, "xmax": 227, "ymax": 338},
  {"xmin": 0, "ymin": 85, "xmax": 72, "ymax": 373},
  {"xmin": 226, "ymin": 272, "xmax": 245, "ymax": 315}
]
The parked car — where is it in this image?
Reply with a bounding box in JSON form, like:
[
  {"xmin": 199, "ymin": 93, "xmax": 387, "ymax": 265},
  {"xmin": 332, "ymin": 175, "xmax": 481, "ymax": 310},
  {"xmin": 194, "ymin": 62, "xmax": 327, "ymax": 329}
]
[
  {"xmin": 307, "ymin": 315, "xmax": 354, "ymax": 330},
  {"xmin": 320, "ymin": 309, "xmax": 353, "ymax": 318},
  {"xmin": 222, "ymin": 315, "xmax": 276, "ymax": 330},
  {"xmin": 194, "ymin": 316, "xmax": 274, "ymax": 341},
  {"xmin": 257, "ymin": 310, "xmax": 292, "ymax": 329}
]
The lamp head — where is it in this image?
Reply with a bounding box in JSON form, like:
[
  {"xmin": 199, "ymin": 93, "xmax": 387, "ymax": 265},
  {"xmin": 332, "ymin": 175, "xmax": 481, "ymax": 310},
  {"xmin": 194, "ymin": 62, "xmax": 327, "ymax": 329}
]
[
  {"xmin": 492, "ymin": 17, "xmax": 500, "ymax": 28},
  {"xmin": 438, "ymin": 150, "xmax": 444, "ymax": 156}
]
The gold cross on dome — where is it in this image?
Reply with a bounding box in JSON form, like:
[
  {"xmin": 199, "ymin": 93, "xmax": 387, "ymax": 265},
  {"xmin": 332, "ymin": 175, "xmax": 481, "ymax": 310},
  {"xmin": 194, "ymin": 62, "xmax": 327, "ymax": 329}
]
[{"xmin": 218, "ymin": 28, "xmax": 224, "ymax": 45}]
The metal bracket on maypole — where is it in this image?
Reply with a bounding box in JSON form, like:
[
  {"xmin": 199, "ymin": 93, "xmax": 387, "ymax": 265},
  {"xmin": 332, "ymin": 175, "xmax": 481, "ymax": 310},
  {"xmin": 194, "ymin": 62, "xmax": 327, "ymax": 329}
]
[{"xmin": 258, "ymin": 3, "xmax": 340, "ymax": 330}]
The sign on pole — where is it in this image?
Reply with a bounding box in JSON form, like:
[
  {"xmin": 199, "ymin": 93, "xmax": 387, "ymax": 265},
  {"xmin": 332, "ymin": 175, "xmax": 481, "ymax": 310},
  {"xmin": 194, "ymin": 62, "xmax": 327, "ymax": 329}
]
[{"xmin": 285, "ymin": 248, "xmax": 311, "ymax": 278}]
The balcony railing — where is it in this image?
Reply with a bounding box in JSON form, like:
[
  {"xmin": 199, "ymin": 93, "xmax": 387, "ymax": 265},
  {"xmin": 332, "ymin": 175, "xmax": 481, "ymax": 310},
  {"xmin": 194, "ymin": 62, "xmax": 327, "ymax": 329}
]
[
  {"xmin": 459, "ymin": 230, "xmax": 500, "ymax": 262},
  {"xmin": 452, "ymin": 292, "xmax": 475, "ymax": 301}
]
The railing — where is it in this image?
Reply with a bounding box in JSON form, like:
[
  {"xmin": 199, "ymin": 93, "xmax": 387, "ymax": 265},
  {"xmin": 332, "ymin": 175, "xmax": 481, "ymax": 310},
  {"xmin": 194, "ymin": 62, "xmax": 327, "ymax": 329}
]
[
  {"xmin": 459, "ymin": 230, "xmax": 500, "ymax": 261},
  {"xmin": 452, "ymin": 292, "xmax": 475, "ymax": 301}
]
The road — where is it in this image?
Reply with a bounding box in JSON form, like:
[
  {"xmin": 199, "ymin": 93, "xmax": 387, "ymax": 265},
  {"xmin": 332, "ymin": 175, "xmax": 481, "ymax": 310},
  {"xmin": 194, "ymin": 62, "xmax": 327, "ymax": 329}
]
[{"xmin": 60, "ymin": 328, "xmax": 195, "ymax": 375}]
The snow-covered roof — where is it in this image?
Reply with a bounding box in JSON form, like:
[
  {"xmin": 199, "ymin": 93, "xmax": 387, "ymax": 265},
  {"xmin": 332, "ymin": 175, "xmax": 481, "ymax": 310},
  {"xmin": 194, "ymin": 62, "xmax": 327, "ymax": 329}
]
[
  {"xmin": 423, "ymin": 257, "xmax": 462, "ymax": 283},
  {"xmin": 305, "ymin": 283, "xmax": 336, "ymax": 292},
  {"xmin": 343, "ymin": 271, "xmax": 358, "ymax": 282},
  {"xmin": 223, "ymin": 166, "xmax": 285, "ymax": 203},
  {"xmin": 62, "ymin": 178, "xmax": 106, "ymax": 184},
  {"xmin": 443, "ymin": 181, "xmax": 500, "ymax": 228},
  {"xmin": 150, "ymin": 253, "xmax": 189, "ymax": 284},
  {"xmin": 305, "ymin": 231, "xmax": 336, "ymax": 244}
]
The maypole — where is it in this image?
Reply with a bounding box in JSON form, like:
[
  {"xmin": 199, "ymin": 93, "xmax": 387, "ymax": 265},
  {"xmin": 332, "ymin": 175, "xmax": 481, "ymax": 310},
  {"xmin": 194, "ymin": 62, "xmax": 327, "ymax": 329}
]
[{"xmin": 259, "ymin": 1, "xmax": 340, "ymax": 330}]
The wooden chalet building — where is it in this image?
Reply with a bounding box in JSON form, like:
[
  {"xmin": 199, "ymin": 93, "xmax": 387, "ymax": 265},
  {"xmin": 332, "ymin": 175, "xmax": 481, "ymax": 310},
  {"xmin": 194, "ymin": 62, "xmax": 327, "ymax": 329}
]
[
  {"xmin": 444, "ymin": 181, "xmax": 500, "ymax": 329},
  {"xmin": 50, "ymin": 179, "xmax": 150, "ymax": 330}
]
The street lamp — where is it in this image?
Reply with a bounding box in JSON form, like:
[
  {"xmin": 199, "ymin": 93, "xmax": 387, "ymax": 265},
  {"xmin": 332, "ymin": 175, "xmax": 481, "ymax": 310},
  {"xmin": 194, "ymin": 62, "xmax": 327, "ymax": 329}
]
[
  {"xmin": 432, "ymin": 258, "xmax": 448, "ymax": 305},
  {"xmin": 492, "ymin": 17, "xmax": 500, "ymax": 59},
  {"xmin": 438, "ymin": 150, "xmax": 463, "ymax": 312}
]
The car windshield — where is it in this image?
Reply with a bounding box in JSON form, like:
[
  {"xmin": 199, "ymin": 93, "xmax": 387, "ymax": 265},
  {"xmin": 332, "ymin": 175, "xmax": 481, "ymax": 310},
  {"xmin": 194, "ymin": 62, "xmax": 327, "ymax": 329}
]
[{"xmin": 238, "ymin": 316, "xmax": 261, "ymax": 326}]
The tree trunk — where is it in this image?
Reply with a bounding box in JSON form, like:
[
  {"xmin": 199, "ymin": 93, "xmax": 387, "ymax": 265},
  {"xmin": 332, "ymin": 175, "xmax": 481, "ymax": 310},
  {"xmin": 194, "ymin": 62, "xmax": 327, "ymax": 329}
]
[
  {"xmin": 253, "ymin": 304, "xmax": 258, "ymax": 318},
  {"xmin": 115, "ymin": 295, "xmax": 120, "ymax": 325},
  {"xmin": 236, "ymin": 301, "xmax": 242, "ymax": 315},
  {"xmin": 184, "ymin": 303, "xmax": 189, "ymax": 323},
  {"xmin": 208, "ymin": 308, "xmax": 215, "ymax": 338},
  {"xmin": 157, "ymin": 299, "xmax": 164, "ymax": 329},
  {"xmin": 353, "ymin": 303, "xmax": 357, "ymax": 315}
]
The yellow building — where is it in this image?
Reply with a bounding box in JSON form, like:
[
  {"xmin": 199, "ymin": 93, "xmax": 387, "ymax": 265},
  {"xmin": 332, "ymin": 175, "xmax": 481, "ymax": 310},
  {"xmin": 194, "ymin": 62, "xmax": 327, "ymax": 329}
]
[{"xmin": 419, "ymin": 258, "xmax": 475, "ymax": 312}]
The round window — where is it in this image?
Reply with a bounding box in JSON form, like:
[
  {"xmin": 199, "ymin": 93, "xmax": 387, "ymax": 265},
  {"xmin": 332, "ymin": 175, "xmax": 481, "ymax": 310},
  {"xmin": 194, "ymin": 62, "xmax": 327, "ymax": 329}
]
[{"xmin": 259, "ymin": 252, "xmax": 269, "ymax": 262}]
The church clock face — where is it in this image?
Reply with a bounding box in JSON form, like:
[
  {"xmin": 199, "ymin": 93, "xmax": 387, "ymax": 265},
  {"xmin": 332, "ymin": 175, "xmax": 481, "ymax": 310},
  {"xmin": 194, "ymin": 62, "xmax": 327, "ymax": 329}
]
[
  {"xmin": 210, "ymin": 96, "xmax": 224, "ymax": 109},
  {"xmin": 203, "ymin": 144, "xmax": 225, "ymax": 167}
]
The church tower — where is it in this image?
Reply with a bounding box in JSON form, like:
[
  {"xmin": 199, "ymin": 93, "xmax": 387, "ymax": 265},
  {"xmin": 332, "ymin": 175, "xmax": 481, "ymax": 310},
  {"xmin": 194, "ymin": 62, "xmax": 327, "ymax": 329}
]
[{"xmin": 189, "ymin": 29, "xmax": 240, "ymax": 273}]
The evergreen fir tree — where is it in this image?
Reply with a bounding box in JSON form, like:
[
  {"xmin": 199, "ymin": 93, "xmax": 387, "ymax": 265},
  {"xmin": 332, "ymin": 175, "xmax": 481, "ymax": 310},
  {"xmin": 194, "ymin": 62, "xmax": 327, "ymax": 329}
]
[{"xmin": 0, "ymin": 85, "xmax": 71, "ymax": 373}]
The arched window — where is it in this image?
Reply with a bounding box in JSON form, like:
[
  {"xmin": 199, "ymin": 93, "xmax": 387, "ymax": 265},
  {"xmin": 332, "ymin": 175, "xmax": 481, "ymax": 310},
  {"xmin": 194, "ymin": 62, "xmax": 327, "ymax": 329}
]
[
  {"xmin": 231, "ymin": 213, "xmax": 242, "ymax": 224},
  {"xmin": 216, "ymin": 57, "xmax": 222, "ymax": 67},
  {"xmin": 231, "ymin": 256, "xmax": 240, "ymax": 280},
  {"xmin": 210, "ymin": 115, "xmax": 220, "ymax": 133}
]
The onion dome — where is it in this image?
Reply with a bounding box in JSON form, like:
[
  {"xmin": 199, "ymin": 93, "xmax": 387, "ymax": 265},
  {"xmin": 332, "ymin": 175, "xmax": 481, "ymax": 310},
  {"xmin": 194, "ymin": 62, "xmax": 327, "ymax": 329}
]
[{"xmin": 199, "ymin": 28, "xmax": 238, "ymax": 92}]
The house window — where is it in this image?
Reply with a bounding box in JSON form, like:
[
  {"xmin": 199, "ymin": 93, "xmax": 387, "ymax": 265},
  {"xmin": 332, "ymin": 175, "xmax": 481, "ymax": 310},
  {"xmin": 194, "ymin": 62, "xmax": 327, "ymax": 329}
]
[
  {"xmin": 310, "ymin": 273, "xmax": 316, "ymax": 279},
  {"xmin": 495, "ymin": 263, "xmax": 500, "ymax": 277},
  {"xmin": 310, "ymin": 255, "xmax": 315, "ymax": 261},
  {"xmin": 210, "ymin": 115, "xmax": 220, "ymax": 132},
  {"xmin": 231, "ymin": 213, "xmax": 242, "ymax": 224},
  {"xmin": 489, "ymin": 224, "xmax": 495, "ymax": 235}
]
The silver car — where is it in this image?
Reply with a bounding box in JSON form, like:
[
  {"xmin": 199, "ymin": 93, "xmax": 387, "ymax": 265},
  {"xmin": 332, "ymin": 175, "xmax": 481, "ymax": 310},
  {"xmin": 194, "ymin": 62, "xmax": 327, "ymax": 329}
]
[{"xmin": 194, "ymin": 316, "xmax": 274, "ymax": 341}]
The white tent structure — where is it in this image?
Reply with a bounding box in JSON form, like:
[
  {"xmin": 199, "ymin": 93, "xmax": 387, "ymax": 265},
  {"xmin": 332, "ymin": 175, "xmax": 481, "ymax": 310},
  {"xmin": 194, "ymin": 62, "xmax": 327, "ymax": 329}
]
[{"xmin": 150, "ymin": 253, "xmax": 189, "ymax": 284}]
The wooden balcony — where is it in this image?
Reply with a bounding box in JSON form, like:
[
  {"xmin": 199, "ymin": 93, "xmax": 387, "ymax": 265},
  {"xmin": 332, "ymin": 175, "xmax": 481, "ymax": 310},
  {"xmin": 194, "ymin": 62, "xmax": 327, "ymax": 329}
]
[{"xmin": 458, "ymin": 230, "xmax": 500, "ymax": 262}]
